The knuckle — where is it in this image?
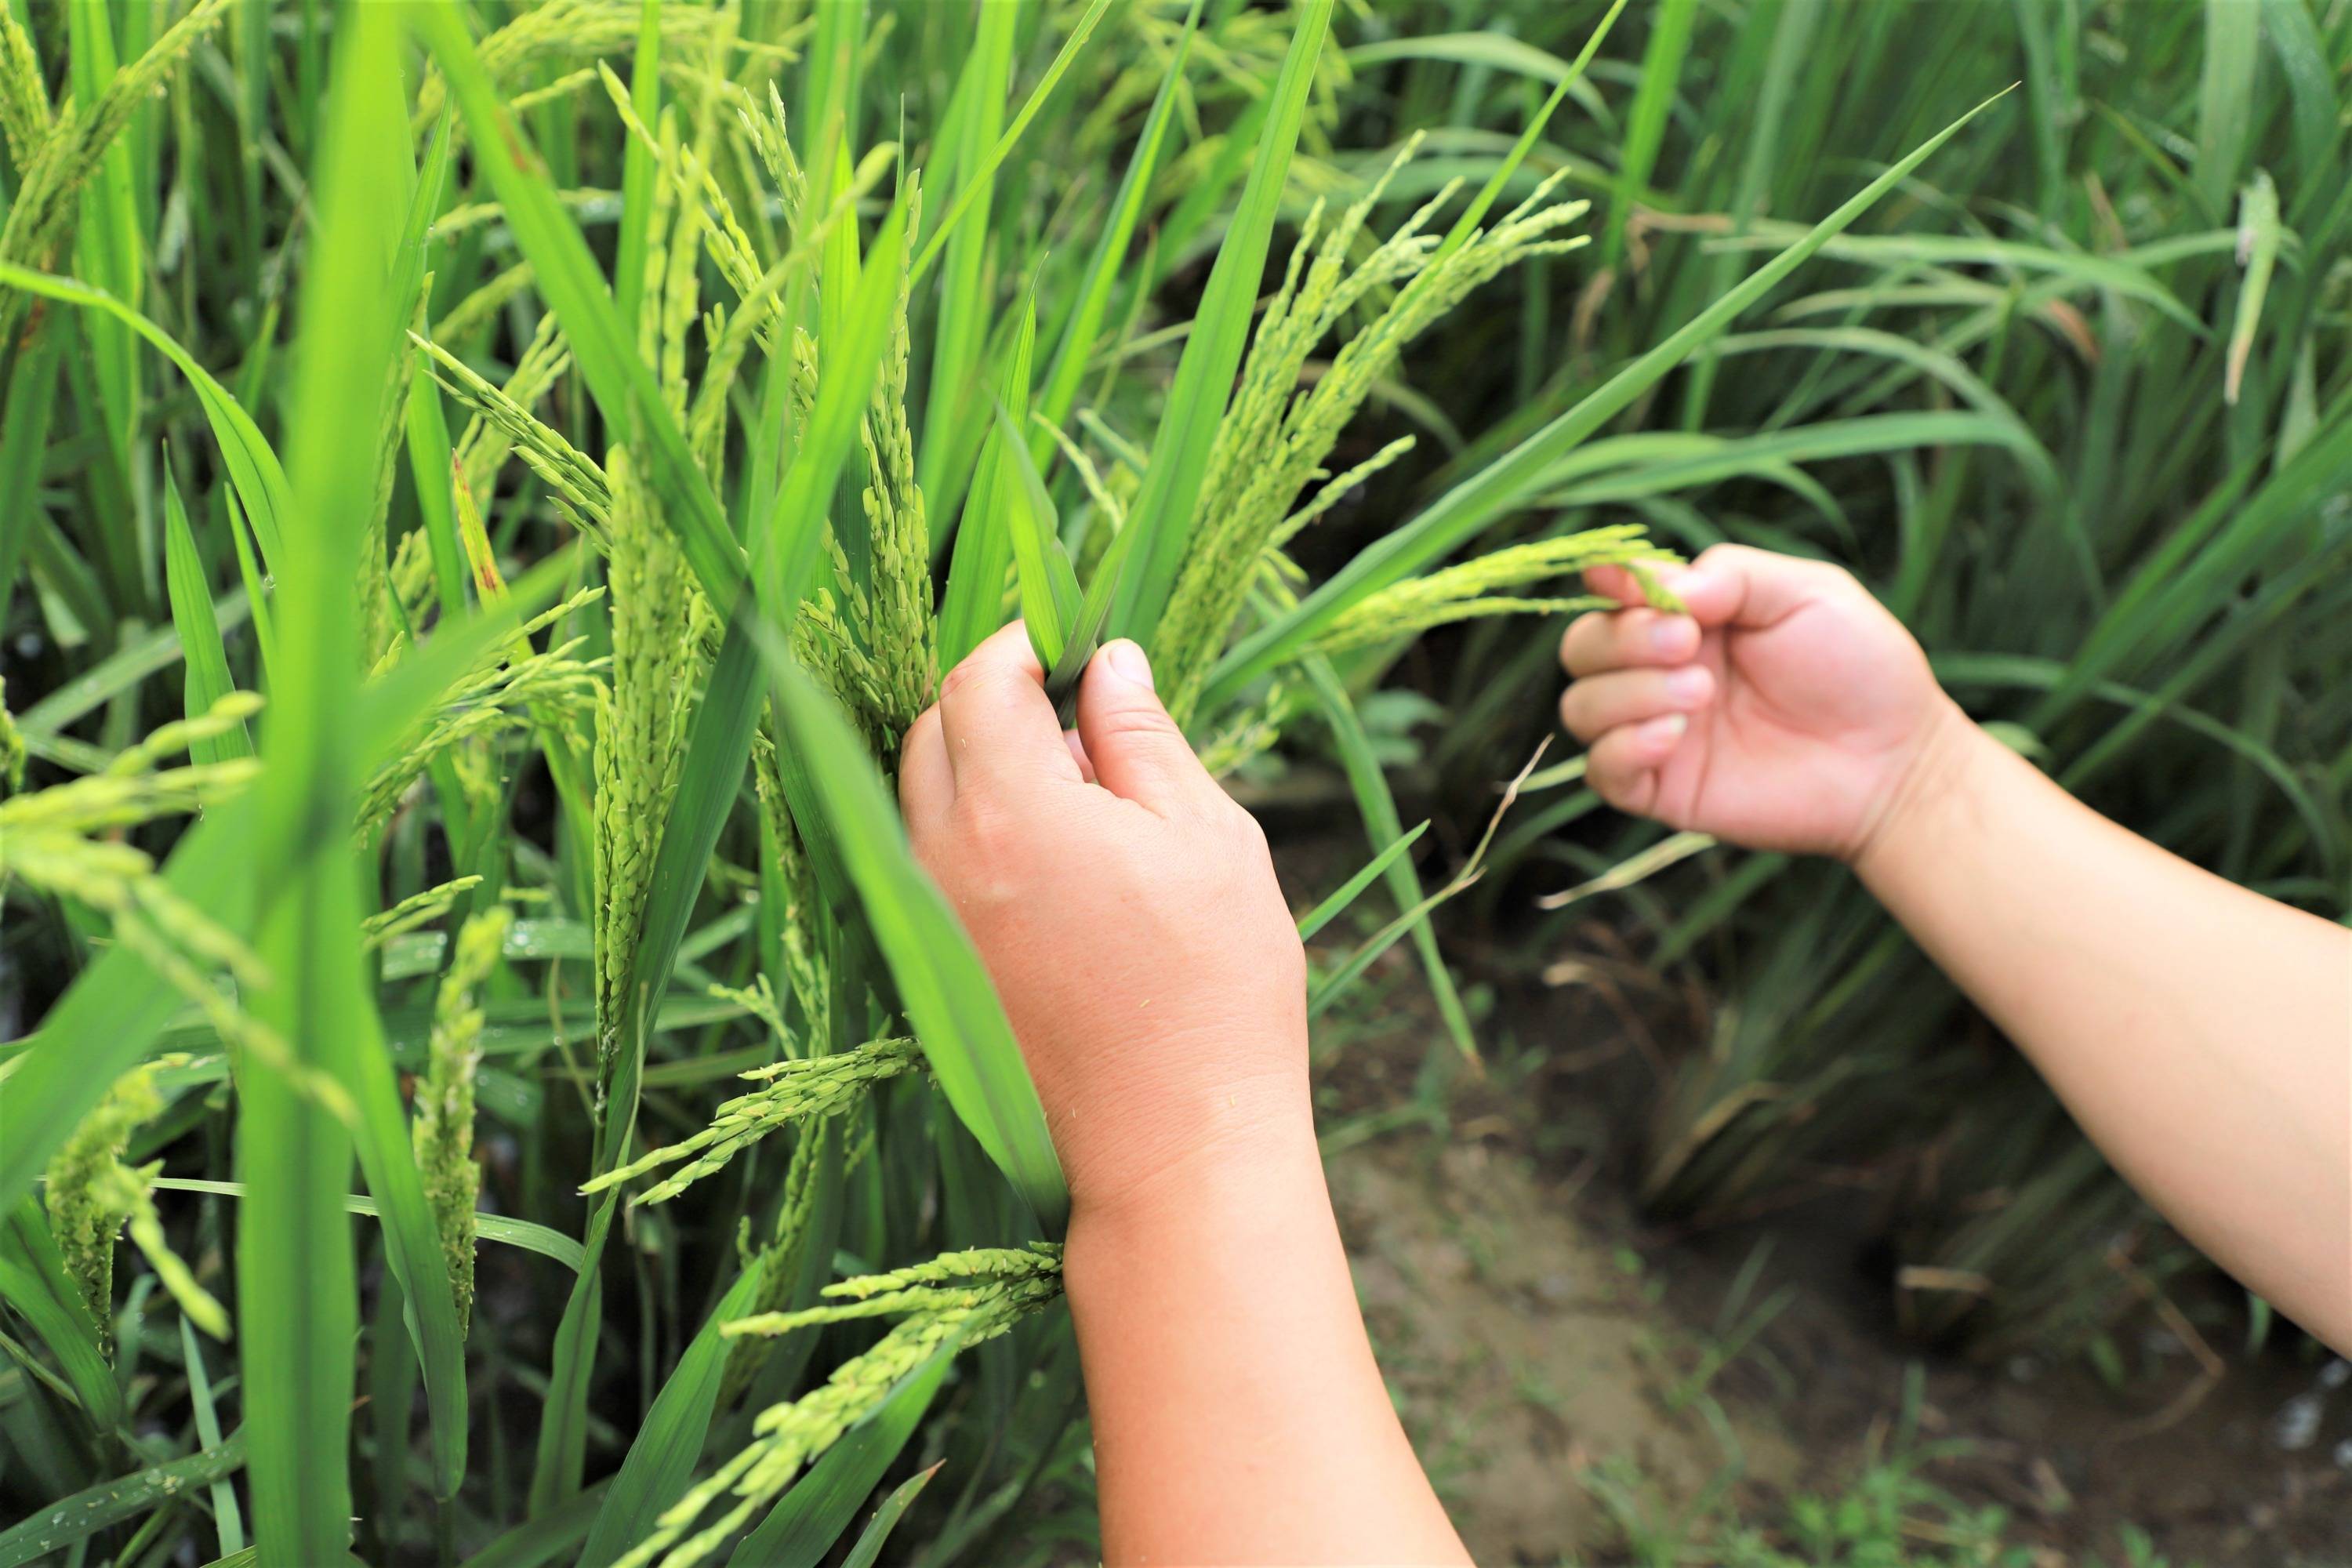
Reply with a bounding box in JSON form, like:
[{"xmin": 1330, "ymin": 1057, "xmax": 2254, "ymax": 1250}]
[
  {"xmin": 938, "ymin": 658, "xmax": 988, "ymax": 702},
  {"xmin": 1088, "ymin": 703, "xmax": 1180, "ymax": 746}
]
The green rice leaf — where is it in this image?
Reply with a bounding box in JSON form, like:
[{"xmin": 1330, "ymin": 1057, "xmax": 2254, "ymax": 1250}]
[
  {"xmin": 0, "ymin": 1200, "xmax": 120, "ymax": 1434},
  {"xmin": 0, "ymin": 263, "xmax": 292, "ymax": 572},
  {"xmin": 180, "ymin": 1316, "xmax": 246, "ymax": 1556},
  {"xmin": 161, "ymin": 457, "xmax": 251, "ymax": 765},
  {"xmin": 578, "ymin": 1259, "xmax": 770, "ymax": 1568},
  {"xmin": 238, "ymin": 9, "xmax": 434, "ymax": 1552},
  {"xmin": 1299, "ymin": 655, "xmax": 1475, "ymax": 1060},
  {"xmin": 145, "ymin": 1178, "xmax": 584, "ymax": 1273},
  {"xmin": 1033, "ymin": 0, "xmax": 1198, "ymax": 456},
  {"xmin": 0, "ymin": 329, "xmax": 64, "ymax": 608},
  {"xmin": 0, "ymin": 1433, "xmax": 248, "ymax": 1568},
  {"xmin": 1108, "ymin": 0, "xmax": 1336, "ymax": 648},
  {"xmin": 838, "ymin": 1465, "xmax": 943, "ymax": 1568},
  {"xmin": 995, "ymin": 395, "xmax": 1081, "ymax": 672},
  {"xmin": 1296, "ymin": 822, "xmax": 1430, "ymax": 942}
]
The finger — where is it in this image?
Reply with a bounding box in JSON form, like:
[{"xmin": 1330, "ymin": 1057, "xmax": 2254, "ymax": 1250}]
[
  {"xmin": 898, "ymin": 706, "xmax": 955, "ymax": 845},
  {"xmin": 1065, "ymin": 729, "xmax": 1097, "ymax": 785},
  {"xmin": 1585, "ymin": 714, "xmax": 1687, "ymax": 818},
  {"xmin": 1560, "ymin": 605, "xmax": 1701, "ymax": 677},
  {"xmin": 1558, "ymin": 665, "xmax": 1715, "ymax": 744},
  {"xmin": 1075, "ymin": 639, "xmax": 1214, "ymax": 817},
  {"xmin": 937, "ymin": 620, "xmax": 1085, "ymax": 793},
  {"xmin": 1673, "ymin": 543, "xmax": 1857, "ymax": 630},
  {"xmin": 1583, "ymin": 564, "xmax": 1646, "ymax": 606}
]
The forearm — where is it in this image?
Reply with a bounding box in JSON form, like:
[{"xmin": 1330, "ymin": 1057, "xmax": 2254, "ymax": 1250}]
[
  {"xmin": 1858, "ymin": 706, "xmax": 2352, "ymax": 1349},
  {"xmin": 1065, "ymin": 1109, "xmax": 1469, "ymax": 1567}
]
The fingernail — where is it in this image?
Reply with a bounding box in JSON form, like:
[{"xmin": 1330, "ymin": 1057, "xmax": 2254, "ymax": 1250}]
[
  {"xmin": 1667, "ymin": 666, "xmax": 1710, "ymax": 704},
  {"xmin": 1104, "ymin": 640, "xmax": 1154, "ymax": 691},
  {"xmin": 1663, "ymin": 569, "xmax": 1704, "ymax": 597},
  {"xmin": 1649, "ymin": 617, "xmax": 1693, "ymax": 657},
  {"xmin": 1641, "ymin": 713, "xmax": 1687, "ymax": 747}
]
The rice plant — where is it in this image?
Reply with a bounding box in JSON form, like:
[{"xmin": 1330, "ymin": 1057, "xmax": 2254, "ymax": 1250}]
[{"xmin": 0, "ymin": 2, "xmax": 2001, "ymax": 1561}]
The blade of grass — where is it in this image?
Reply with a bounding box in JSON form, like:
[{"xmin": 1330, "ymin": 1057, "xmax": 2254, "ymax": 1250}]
[
  {"xmin": 0, "ymin": 332, "xmax": 65, "ymax": 610},
  {"xmin": 612, "ymin": 0, "xmax": 661, "ymax": 329},
  {"xmin": 1299, "ymin": 654, "xmax": 1475, "ymax": 1061},
  {"xmin": 1604, "ymin": 0, "xmax": 1698, "ymax": 268},
  {"xmin": 236, "ymin": 7, "xmax": 406, "ymax": 1552},
  {"xmin": 913, "ymin": 0, "xmax": 1017, "ymax": 543},
  {"xmin": 146, "ymin": 1178, "xmax": 584, "ymax": 1273},
  {"xmin": 180, "ymin": 1317, "xmax": 245, "ymax": 1557},
  {"xmin": 838, "ymin": 1465, "xmax": 943, "ymax": 1568},
  {"xmin": 1203, "ymin": 88, "xmax": 2016, "ymax": 710},
  {"xmin": 1296, "ymin": 822, "xmax": 1429, "ymax": 942},
  {"xmin": 1433, "ymin": 0, "xmax": 1628, "ymax": 263},
  {"xmin": 161, "ymin": 456, "xmax": 252, "ymax": 764}
]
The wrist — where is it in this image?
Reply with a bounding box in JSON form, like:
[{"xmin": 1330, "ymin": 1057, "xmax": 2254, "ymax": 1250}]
[
  {"xmin": 1064, "ymin": 1093, "xmax": 1327, "ymax": 1272},
  {"xmin": 1849, "ymin": 696, "xmax": 1997, "ymax": 880}
]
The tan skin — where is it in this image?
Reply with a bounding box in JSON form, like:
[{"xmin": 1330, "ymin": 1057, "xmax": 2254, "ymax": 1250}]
[{"xmin": 903, "ymin": 543, "xmax": 2350, "ymax": 1565}]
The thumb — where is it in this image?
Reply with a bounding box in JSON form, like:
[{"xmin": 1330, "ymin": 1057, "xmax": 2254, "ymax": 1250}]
[
  {"xmin": 1674, "ymin": 543, "xmax": 1849, "ymax": 631},
  {"xmin": 1075, "ymin": 640, "xmax": 1212, "ymax": 815}
]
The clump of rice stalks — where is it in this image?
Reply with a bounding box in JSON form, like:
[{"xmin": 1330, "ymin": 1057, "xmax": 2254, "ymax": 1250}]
[
  {"xmin": 412, "ymin": 906, "xmax": 511, "ymax": 1337},
  {"xmin": 1154, "ymin": 140, "xmax": 1596, "ymax": 720},
  {"xmin": 614, "ymin": 1247, "xmax": 1065, "ymax": 1568},
  {"xmin": 45, "ymin": 1061, "xmax": 230, "ymax": 1353},
  {"xmin": 585, "ymin": 1033, "xmax": 920, "ymax": 1207}
]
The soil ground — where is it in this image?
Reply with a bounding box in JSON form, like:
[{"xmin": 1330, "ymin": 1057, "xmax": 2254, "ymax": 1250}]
[{"xmin": 1295, "ymin": 885, "xmax": 2352, "ymax": 1567}]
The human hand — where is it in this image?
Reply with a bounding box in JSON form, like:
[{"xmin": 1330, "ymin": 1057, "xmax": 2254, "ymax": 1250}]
[
  {"xmin": 1557, "ymin": 543, "xmax": 1966, "ymax": 863},
  {"xmin": 899, "ymin": 623, "xmax": 1309, "ymax": 1224}
]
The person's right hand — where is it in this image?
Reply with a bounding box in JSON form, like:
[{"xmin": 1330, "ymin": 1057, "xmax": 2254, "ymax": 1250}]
[
  {"xmin": 898, "ymin": 622, "xmax": 1310, "ymax": 1228},
  {"xmin": 1557, "ymin": 543, "xmax": 1965, "ymax": 864}
]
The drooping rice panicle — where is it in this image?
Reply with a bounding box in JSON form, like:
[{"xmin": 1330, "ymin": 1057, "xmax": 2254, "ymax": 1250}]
[
  {"xmin": 412, "ymin": 906, "xmax": 511, "ymax": 1336},
  {"xmin": 361, "ymin": 876, "xmax": 487, "ymax": 949},
  {"xmin": 579, "ymin": 1034, "xmax": 920, "ymax": 1205},
  {"xmin": 1155, "ymin": 143, "xmax": 1593, "ymax": 722},
  {"xmin": 0, "ymin": 674, "xmax": 25, "ymax": 793},
  {"xmin": 590, "ymin": 447, "xmax": 703, "ymax": 1106},
  {"xmin": 415, "ymin": 331, "xmax": 612, "ymax": 535},
  {"xmin": 613, "ymin": 1247, "xmax": 1065, "ymax": 1568},
  {"xmin": 1313, "ymin": 527, "xmax": 1681, "ymax": 655},
  {"xmin": 46, "ymin": 1062, "xmax": 231, "ymax": 1353}
]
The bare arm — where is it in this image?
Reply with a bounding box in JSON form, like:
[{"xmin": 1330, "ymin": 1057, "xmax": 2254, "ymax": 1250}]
[
  {"xmin": 1559, "ymin": 544, "xmax": 2351, "ymax": 1352},
  {"xmin": 1856, "ymin": 704, "xmax": 2350, "ymax": 1346},
  {"xmin": 902, "ymin": 626, "xmax": 1468, "ymax": 1567}
]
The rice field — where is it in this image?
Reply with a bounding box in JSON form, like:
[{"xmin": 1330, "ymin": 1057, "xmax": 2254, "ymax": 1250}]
[{"xmin": 0, "ymin": 1, "xmax": 2340, "ymax": 1564}]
